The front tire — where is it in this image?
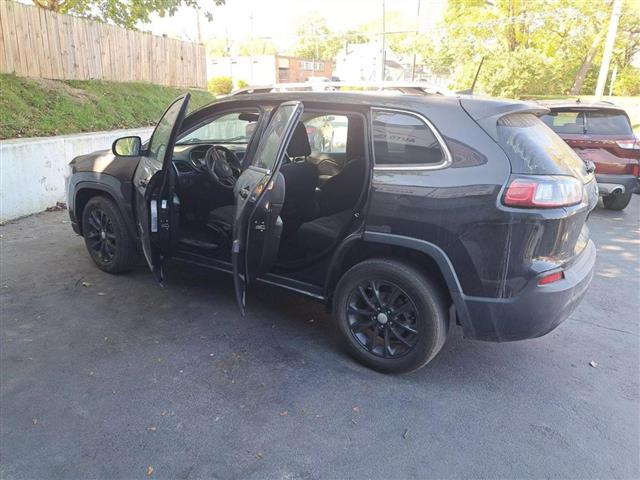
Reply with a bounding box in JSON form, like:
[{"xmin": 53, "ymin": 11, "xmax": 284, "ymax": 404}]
[
  {"xmin": 602, "ymin": 191, "xmax": 632, "ymax": 211},
  {"xmin": 82, "ymin": 196, "xmax": 136, "ymax": 273},
  {"xmin": 334, "ymin": 258, "xmax": 449, "ymax": 374}
]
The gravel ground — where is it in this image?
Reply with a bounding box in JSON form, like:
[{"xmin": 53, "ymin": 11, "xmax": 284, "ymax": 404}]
[{"xmin": 1, "ymin": 197, "xmax": 638, "ymax": 479}]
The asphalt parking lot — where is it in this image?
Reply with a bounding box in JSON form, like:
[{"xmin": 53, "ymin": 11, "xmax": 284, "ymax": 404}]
[{"xmin": 1, "ymin": 197, "xmax": 639, "ymax": 480}]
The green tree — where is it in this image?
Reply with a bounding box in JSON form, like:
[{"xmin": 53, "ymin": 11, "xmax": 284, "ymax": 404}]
[
  {"xmin": 294, "ymin": 14, "xmax": 343, "ymax": 61},
  {"xmin": 31, "ymin": 0, "xmax": 225, "ymax": 29},
  {"xmin": 429, "ymin": 0, "xmax": 640, "ymax": 97}
]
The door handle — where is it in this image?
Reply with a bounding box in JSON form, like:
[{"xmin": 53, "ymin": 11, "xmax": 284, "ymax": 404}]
[{"xmin": 239, "ymin": 187, "xmax": 250, "ymax": 199}]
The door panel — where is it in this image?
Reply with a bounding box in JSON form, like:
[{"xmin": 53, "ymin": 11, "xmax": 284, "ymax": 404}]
[
  {"xmin": 232, "ymin": 101, "xmax": 304, "ymax": 313},
  {"xmin": 133, "ymin": 93, "xmax": 190, "ymax": 282}
]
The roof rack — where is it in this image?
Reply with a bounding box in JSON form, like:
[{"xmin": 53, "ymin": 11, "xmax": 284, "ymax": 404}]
[{"xmin": 229, "ymin": 81, "xmax": 453, "ymax": 96}]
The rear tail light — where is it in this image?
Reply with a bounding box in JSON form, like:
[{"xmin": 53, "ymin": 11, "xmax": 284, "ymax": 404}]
[
  {"xmin": 623, "ymin": 163, "xmax": 640, "ymax": 177},
  {"xmin": 503, "ymin": 175, "xmax": 583, "ymax": 208},
  {"xmin": 538, "ymin": 271, "xmax": 564, "ymax": 286}
]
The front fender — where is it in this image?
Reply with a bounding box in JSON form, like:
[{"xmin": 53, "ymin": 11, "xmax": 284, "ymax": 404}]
[{"xmin": 68, "ymin": 172, "xmax": 137, "ymax": 242}]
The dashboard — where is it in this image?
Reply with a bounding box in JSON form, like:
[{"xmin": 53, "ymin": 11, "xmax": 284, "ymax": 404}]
[{"xmin": 172, "ymin": 143, "xmax": 247, "ymax": 174}]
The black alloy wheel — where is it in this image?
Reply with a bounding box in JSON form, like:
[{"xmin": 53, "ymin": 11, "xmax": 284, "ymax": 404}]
[
  {"xmin": 82, "ymin": 196, "xmax": 137, "ymax": 273},
  {"xmin": 346, "ymin": 280, "xmax": 420, "ymax": 359},
  {"xmin": 334, "ymin": 258, "xmax": 448, "ymax": 373},
  {"xmin": 85, "ymin": 208, "xmax": 117, "ymax": 265}
]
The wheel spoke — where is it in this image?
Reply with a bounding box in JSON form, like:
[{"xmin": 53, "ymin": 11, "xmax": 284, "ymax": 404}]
[
  {"xmin": 367, "ymin": 326, "xmax": 379, "ymax": 351},
  {"xmin": 383, "ymin": 327, "xmax": 391, "ymax": 358},
  {"xmin": 88, "ymin": 215, "xmax": 100, "ymax": 232},
  {"xmin": 350, "ymin": 318, "xmax": 375, "ymax": 332},
  {"xmin": 348, "ymin": 305, "xmax": 374, "ymax": 316},
  {"xmin": 390, "ymin": 300, "xmax": 413, "ymax": 319},
  {"xmin": 389, "ymin": 326, "xmax": 412, "ymax": 347},
  {"xmin": 392, "ymin": 321, "xmax": 418, "ymax": 334},
  {"xmin": 385, "ymin": 286, "xmax": 402, "ymax": 308},
  {"xmin": 369, "ymin": 280, "xmax": 383, "ymax": 307},
  {"xmin": 358, "ymin": 286, "xmax": 377, "ymax": 311}
]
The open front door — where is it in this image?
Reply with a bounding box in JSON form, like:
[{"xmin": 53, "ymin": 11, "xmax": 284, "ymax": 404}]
[
  {"xmin": 232, "ymin": 101, "xmax": 304, "ymax": 313},
  {"xmin": 133, "ymin": 93, "xmax": 190, "ymax": 283}
]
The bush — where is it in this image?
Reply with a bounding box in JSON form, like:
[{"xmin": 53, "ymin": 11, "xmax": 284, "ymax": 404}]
[
  {"xmin": 236, "ymin": 79, "xmax": 249, "ymax": 89},
  {"xmin": 208, "ymin": 76, "xmax": 233, "ymax": 95},
  {"xmin": 613, "ymin": 67, "xmax": 640, "ymax": 96}
]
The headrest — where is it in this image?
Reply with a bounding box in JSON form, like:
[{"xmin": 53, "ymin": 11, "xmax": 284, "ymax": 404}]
[{"xmin": 287, "ymin": 122, "xmax": 311, "ymax": 157}]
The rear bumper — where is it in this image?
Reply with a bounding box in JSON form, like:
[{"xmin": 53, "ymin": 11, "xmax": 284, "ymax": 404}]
[
  {"xmin": 595, "ymin": 173, "xmax": 639, "ymax": 195},
  {"xmin": 457, "ymin": 239, "xmax": 596, "ymax": 342}
]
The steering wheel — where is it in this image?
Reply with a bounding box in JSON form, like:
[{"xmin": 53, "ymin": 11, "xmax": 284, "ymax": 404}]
[{"xmin": 204, "ymin": 146, "xmax": 240, "ymax": 189}]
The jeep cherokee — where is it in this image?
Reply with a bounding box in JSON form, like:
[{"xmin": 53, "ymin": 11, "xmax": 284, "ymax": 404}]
[{"xmin": 67, "ymin": 91, "xmax": 598, "ymax": 373}]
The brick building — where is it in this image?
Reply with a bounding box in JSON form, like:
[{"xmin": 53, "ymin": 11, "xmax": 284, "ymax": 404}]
[{"xmin": 207, "ymin": 55, "xmax": 334, "ymax": 86}]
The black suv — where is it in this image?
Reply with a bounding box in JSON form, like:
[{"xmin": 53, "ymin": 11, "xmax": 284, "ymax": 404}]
[{"xmin": 67, "ymin": 91, "xmax": 598, "ymax": 373}]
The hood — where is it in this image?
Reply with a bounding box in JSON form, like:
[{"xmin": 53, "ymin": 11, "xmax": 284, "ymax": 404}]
[{"xmin": 70, "ymin": 149, "xmax": 141, "ymax": 179}]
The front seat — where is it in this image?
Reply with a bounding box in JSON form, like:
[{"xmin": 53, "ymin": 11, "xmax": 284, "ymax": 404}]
[{"xmin": 206, "ymin": 122, "xmax": 317, "ymax": 237}]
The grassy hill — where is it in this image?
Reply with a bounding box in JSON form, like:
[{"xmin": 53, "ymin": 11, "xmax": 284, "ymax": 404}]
[{"xmin": 0, "ymin": 74, "xmax": 215, "ymax": 140}]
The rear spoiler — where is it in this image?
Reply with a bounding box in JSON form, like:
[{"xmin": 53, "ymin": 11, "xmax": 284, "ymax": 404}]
[{"xmin": 460, "ymin": 97, "xmax": 549, "ymax": 140}]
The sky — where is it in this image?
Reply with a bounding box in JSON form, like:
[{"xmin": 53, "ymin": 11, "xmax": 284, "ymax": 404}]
[{"xmin": 145, "ymin": 0, "xmax": 447, "ymax": 50}]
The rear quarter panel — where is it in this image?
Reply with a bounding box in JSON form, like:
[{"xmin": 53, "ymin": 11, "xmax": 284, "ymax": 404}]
[
  {"xmin": 364, "ymin": 99, "xmax": 512, "ymax": 298},
  {"xmin": 364, "ymin": 98, "xmax": 597, "ymax": 300}
]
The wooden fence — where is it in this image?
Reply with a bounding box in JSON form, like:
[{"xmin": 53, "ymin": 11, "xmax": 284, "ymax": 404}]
[{"xmin": 0, "ymin": 0, "xmax": 207, "ymax": 88}]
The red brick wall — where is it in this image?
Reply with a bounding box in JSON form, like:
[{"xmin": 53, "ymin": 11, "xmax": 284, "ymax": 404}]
[{"xmin": 276, "ymin": 56, "xmax": 334, "ymax": 83}]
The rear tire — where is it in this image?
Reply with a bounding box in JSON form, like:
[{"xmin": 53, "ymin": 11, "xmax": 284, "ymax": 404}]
[
  {"xmin": 82, "ymin": 196, "xmax": 136, "ymax": 273},
  {"xmin": 603, "ymin": 191, "xmax": 632, "ymax": 211},
  {"xmin": 334, "ymin": 258, "xmax": 449, "ymax": 374}
]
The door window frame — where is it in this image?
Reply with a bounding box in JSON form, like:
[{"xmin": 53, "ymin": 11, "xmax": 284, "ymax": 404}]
[{"xmin": 370, "ymin": 107, "xmax": 452, "ymax": 171}]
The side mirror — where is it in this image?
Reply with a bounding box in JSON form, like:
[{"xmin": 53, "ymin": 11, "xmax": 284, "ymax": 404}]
[{"xmin": 112, "ymin": 136, "xmax": 142, "ymax": 157}]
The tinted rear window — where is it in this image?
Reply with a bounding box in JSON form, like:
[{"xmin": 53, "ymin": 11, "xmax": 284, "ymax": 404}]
[
  {"xmin": 498, "ymin": 113, "xmax": 588, "ymax": 181},
  {"xmin": 586, "ymin": 111, "xmax": 632, "ymax": 135},
  {"xmin": 372, "ymin": 110, "xmax": 445, "ymax": 165},
  {"xmin": 542, "ymin": 109, "xmax": 632, "ymax": 135}
]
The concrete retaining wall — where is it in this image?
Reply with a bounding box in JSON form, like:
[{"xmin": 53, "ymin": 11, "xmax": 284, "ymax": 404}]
[{"xmin": 0, "ymin": 127, "xmax": 153, "ymax": 223}]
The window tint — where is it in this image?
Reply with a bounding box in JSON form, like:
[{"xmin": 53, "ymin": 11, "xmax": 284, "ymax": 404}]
[
  {"xmin": 541, "ymin": 111, "xmax": 585, "ymax": 134},
  {"xmin": 180, "ymin": 111, "xmax": 259, "ymax": 143},
  {"xmin": 305, "ymin": 115, "xmax": 348, "ymax": 155},
  {"xmin": 497, "ymin": 113, "xmax": 588, "ymax": 182},
  {"xmin": 585, "ymin": 111, "xmax": 632, "ymax": 135},
  {"xmin": 372, "ymin": 110, "xmax": 444, "ymax": 165},
  {"xmin": 541, "ymin": 109, "xmax": 632, "ymax": 135},
  {"xmin": 149, "ymin": 98, "xmax": 185, "ymax": 167},
  {"xmin": 252, "ymin": 104, "xmax": 298, "ymax": 171}
]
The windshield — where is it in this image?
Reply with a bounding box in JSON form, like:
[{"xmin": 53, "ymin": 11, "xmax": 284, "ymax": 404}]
[{"xmin": 179, "ymin": 111, "xmax": 259, "ymax": 144}]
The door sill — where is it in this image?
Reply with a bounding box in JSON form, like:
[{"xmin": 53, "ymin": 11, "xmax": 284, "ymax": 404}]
[{"xmin": 172, "ymin": 251, "xmax": 326, "ymax": 302}]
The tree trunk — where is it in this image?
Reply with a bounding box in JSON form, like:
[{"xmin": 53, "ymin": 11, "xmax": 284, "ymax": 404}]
[{"xmin": 570, "ymin": 32, "xmax": 604, "ymax": 95}]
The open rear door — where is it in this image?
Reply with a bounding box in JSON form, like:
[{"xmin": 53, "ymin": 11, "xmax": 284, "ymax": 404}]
[
  {"xmin": 231, "ymin": 101, "xmax": 304, "ymax": 314},
  {"xmin": 133, "ymin": 93, "xmax": 190, "ymax": 283}
]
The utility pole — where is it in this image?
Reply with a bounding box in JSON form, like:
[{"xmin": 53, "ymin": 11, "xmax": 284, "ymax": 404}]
[
  {"xmin": 608, "ymin": 65, "xmax": 618, "ymax": 96},
  {"xmin": 411, "ymin": 0, "xmax": 421, "ymax": 81},
  {"xmin": 195, "ymin": 9, "xmax": 202, "ymax": 44},
  {"xmin": 381, "ymin": 0, "xmax": 386, "ymax": 81},
  {"xmin": 595, "ymin": 0, "xmax": 622, "ymax": 100}
]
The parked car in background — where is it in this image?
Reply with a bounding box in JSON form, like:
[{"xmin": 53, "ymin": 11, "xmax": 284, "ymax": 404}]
[
  {"xmin": 67, "ymin": 89, "xmax": 598, "ymax": 373},
  {"xmin": 541, "ymin": 101, "xmax": 640, "ymax": 211}
]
